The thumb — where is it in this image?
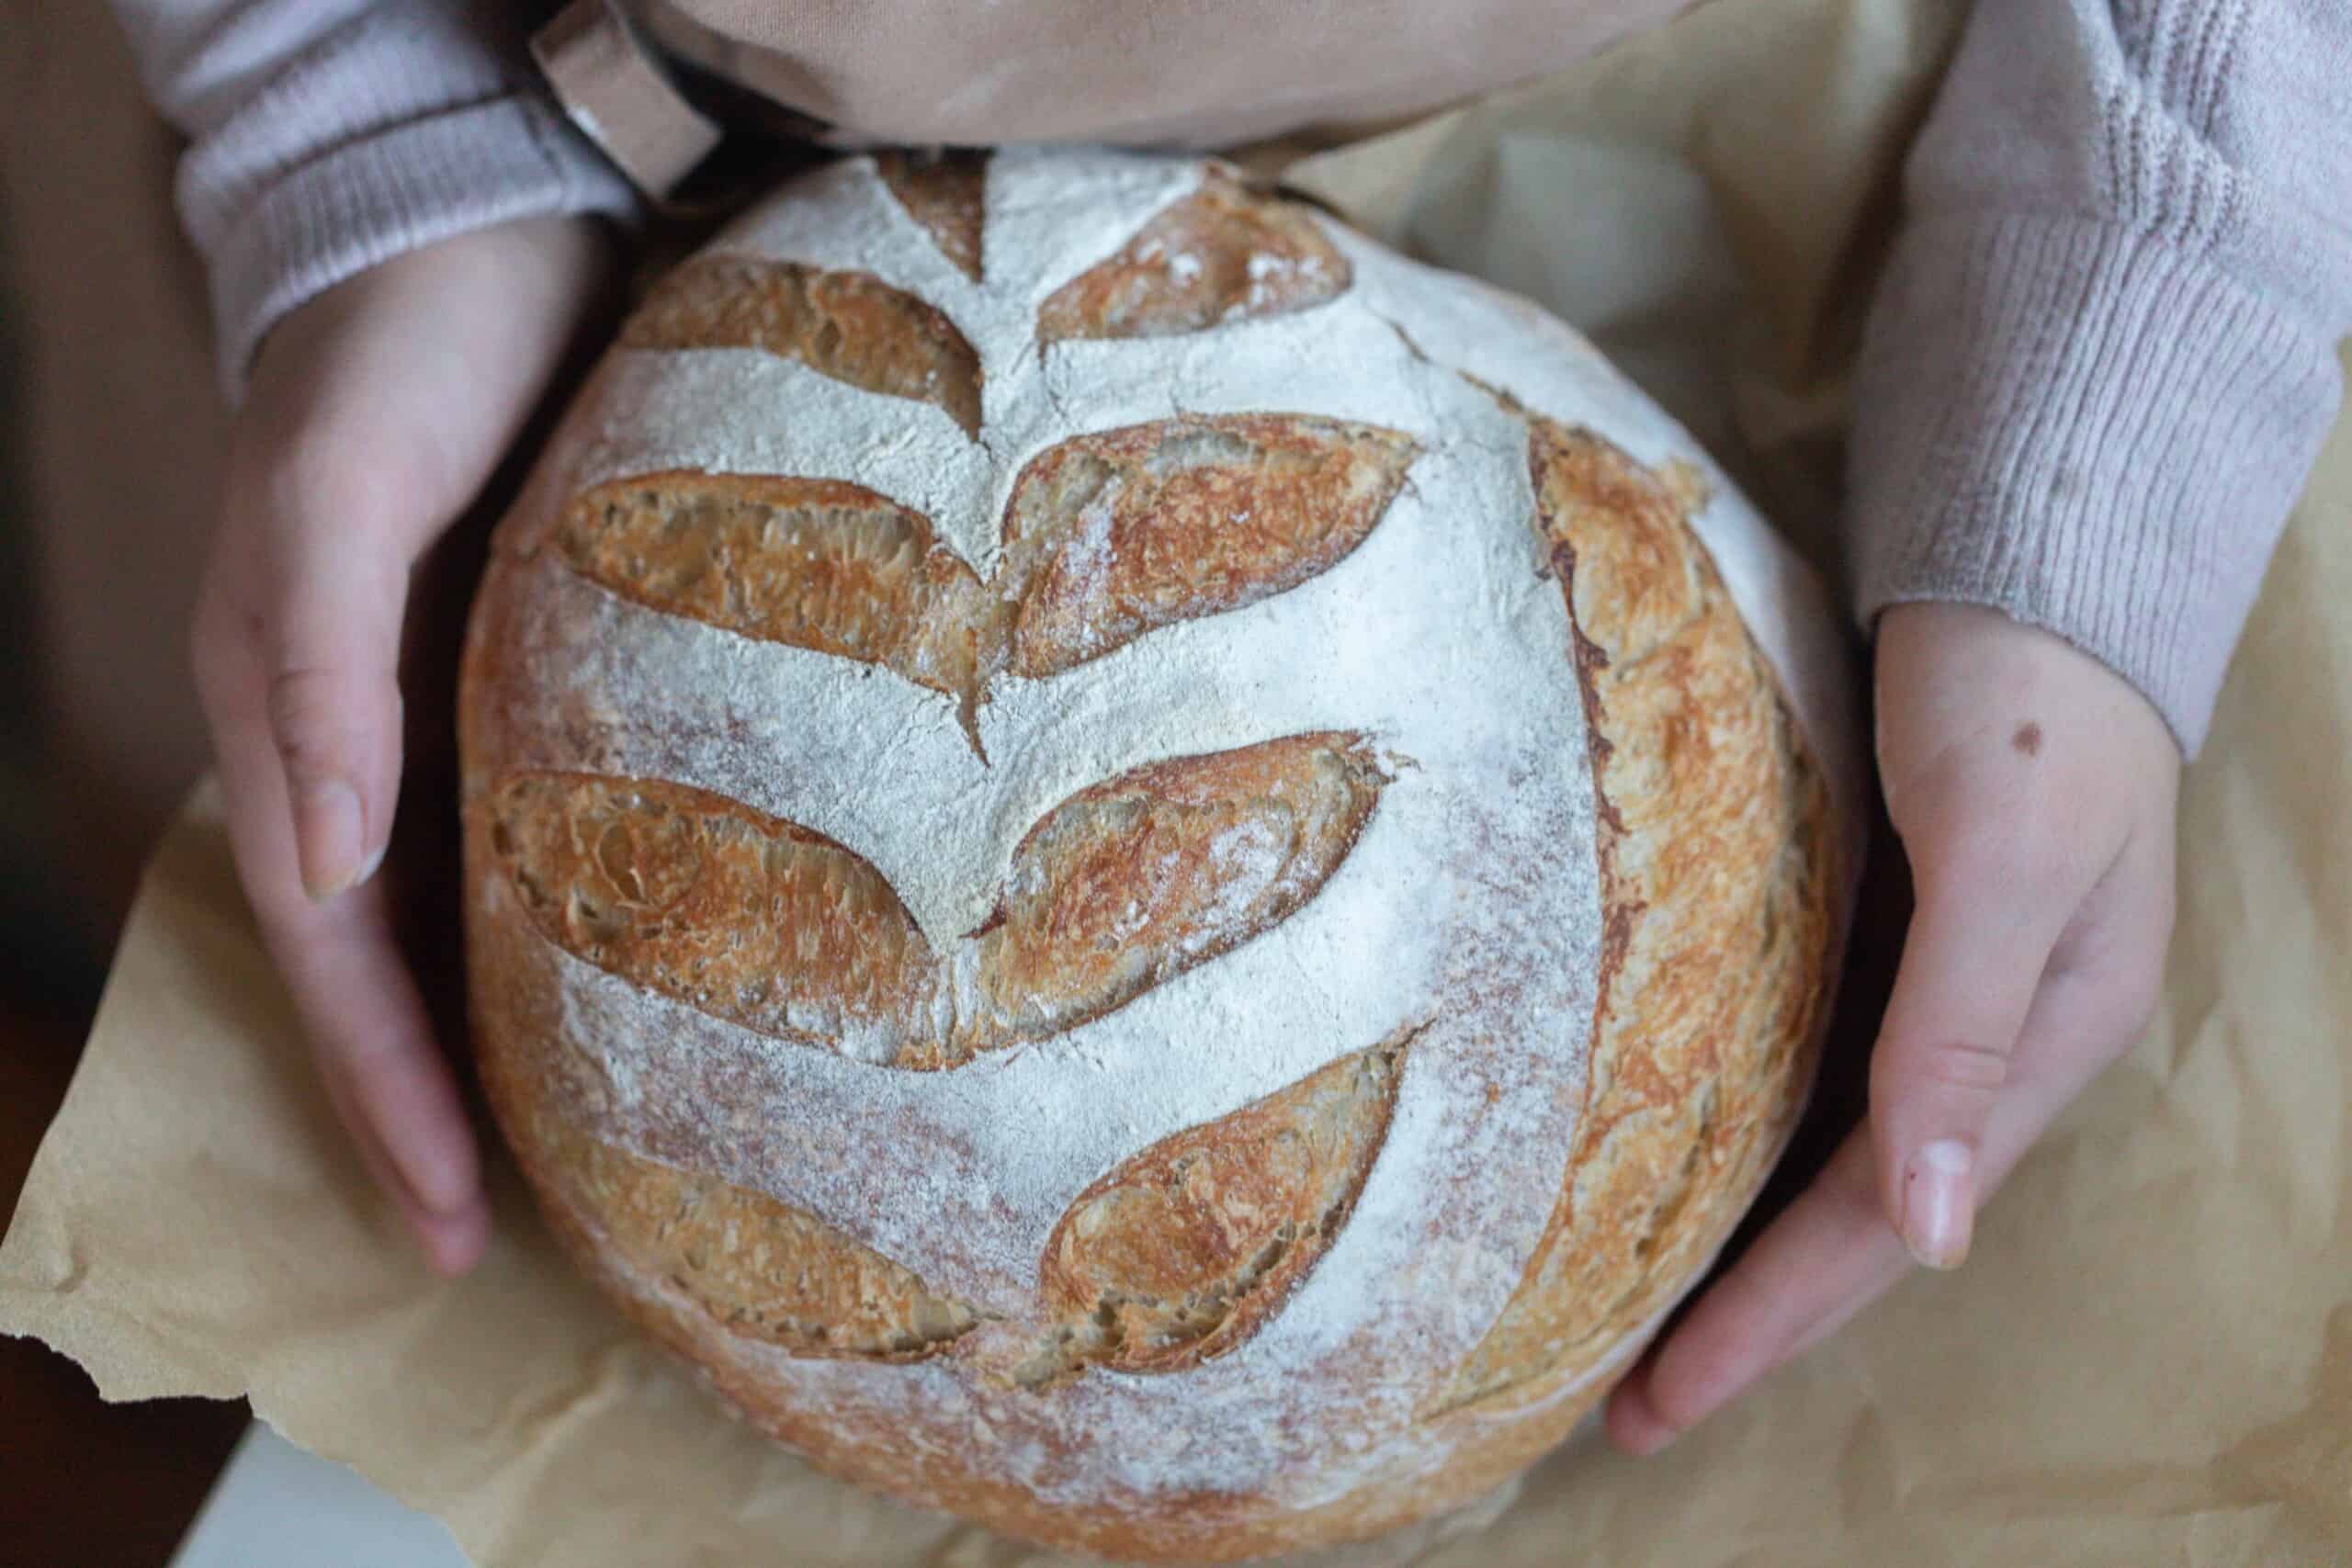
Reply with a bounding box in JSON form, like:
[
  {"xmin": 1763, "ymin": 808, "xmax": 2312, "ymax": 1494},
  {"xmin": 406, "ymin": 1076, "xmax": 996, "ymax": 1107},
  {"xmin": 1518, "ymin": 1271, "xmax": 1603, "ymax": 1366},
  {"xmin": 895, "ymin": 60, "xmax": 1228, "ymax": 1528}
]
[
  {"xmin": 256, "ymin": 458, "xmax": 423, "ymax": 901},
  {"xmin": 1870, "ymin": 820, "xmax": 2076, "ymax": 1269}
]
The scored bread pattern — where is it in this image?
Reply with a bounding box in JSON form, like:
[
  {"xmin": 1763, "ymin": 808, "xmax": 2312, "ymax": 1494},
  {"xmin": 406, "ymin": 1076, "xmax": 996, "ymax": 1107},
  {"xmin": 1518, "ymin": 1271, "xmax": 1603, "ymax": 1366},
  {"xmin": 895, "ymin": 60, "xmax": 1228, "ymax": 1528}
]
[
  {"xmin": 535, "ymin": 1108, "xmax": 981, "ymax": 1359},
  {"xmin": 945, "ymin": 732, "xmax": 1389, "ymax": 1067},
  {"xmin": 553, "ymin": 472, "xmax": 989, "ymax": 700},
  {"xmin": 524, "ymin": 1038, "xmax": 1407, "ymax": 1376},
  {"xmin": 621, "ymin": 254, "xmax": 985, "ymax": 435},
  {"xmin": 552, "ymin": 413, "xmax": 1416, "ymax": 742},
  {"xmin": 1023, "ymin": 1032, "xmax": 1412, "ymax": 1383},
  {"xmin": 999, "ymin": 416, "xmax": 1414, "ymax": 679},
  {"xmin": 464, "ymin": 147, "xmax": 1851, "ymax": 1542},
  {"xmin": 489, "ymin": 734, "xmax": 1387, "ymax": 1071},
  {"xmin": 1037, "ymin": 167, "xmax": 1351, "ymax": 343}
]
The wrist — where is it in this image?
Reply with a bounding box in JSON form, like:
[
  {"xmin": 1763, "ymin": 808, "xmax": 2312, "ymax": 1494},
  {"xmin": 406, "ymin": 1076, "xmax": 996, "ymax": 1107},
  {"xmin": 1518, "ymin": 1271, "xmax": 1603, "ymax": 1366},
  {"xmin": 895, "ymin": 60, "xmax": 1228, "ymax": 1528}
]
[
  {"xmin": 189, "ymin": 40, "xmax": 640, "ymax": 406},
  {"xmin": 236, "ymin": 215, "xmax": 620, "ymax": 551},
  {"xmin": 1873, "ymin": 603, "xmax": 2181, "ymax": 829},
  {"xmin": 1847, "ymin": 213, "xmax": 2340, "ymax": 761}
]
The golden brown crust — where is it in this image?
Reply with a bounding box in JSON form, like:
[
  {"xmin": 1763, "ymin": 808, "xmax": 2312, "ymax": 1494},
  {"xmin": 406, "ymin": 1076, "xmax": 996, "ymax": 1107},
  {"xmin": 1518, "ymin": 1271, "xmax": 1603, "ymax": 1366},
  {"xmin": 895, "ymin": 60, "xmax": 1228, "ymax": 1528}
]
[
  {"xmin": 1020, "ymin": 1032, "xmax": 1409, "ymax": 1384},
  {"xmin": 532, "ymin": 1113, "xmax": 979, "ymax": 1360},
  {"xmin": 485, "ymin": 735, "xmax": 1388, "ymax": 1073},
  {"xmin": 1430, "ymin": 417, "xmax": 1837, "ymax": 1414},
  {"xmin": 1001, "ymin": 415, "xmax": 1419, "ymax": 680},
  {"xmin": 461, "ymin": 171, "xmax": 1847, "ymax": 1566},
  {"xmin": 553, "ymin": 471, "xmax": 987, "ymax": 699},
  {"xmin": 872, "ymin": 148, "xmax": 989, "ymax": 280},
  {"xmin": 949, "ymin": 731, "xmax": 1390, "ymax": 1066},
  {"xmin": 621, "ymin": 254, "xmax": 983, "ymax": 434},
  {"xmin": 486, "ymin": 771, "xmax": 938, "ymax": 1058},
  {"xmin": 550, "ymin": 418, "xmax": 1413, "ymax": 736},
  {"xmin": 481, "ymin": 1014, "xmax": 1490, "ymax": 1566},
  {"xmin": 1036, "ymin": 166, "xmax": 1352, "ymax": 343}
]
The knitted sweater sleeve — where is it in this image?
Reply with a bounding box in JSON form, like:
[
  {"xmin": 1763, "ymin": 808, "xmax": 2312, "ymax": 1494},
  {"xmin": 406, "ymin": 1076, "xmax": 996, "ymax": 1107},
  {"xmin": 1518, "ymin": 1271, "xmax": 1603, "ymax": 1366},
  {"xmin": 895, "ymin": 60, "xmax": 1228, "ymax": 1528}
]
[{"xmin": 1846, "ymin": 0, "xmax": 2352, "ymax": 754}]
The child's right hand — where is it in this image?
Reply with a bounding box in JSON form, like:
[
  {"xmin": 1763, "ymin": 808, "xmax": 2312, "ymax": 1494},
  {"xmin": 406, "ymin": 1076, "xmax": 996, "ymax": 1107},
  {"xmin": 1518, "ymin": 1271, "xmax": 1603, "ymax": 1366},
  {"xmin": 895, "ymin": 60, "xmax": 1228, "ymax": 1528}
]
[{"xmin": 190, "ymin": 216, "xmax": 614, "ymax": 1277}]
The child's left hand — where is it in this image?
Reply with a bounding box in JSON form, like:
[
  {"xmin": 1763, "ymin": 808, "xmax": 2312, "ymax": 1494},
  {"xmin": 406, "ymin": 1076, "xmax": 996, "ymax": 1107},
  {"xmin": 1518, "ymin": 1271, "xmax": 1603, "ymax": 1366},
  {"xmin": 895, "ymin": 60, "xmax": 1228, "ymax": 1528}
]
[{"xmin": 1606, "ymin": 601, "xmax": 2182, "ymax": 1453}]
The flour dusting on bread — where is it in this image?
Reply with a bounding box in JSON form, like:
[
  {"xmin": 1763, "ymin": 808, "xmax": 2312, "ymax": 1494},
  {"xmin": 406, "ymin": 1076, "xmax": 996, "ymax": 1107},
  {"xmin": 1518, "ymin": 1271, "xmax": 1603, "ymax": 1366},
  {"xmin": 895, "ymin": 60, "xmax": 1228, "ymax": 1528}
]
[{"xmin": 459, "ymin": 148, "xmax": 1856, "ymax": 1563}]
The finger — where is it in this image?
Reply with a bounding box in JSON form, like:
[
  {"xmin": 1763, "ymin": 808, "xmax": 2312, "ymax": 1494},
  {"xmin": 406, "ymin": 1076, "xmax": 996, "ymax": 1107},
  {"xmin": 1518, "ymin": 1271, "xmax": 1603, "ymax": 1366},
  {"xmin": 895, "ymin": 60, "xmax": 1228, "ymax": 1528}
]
[
  {"xmin": 1606, "ymin": 927, "xmax": 2164, "ymax": 1456},
  {"xmin": 277, "ymin": 881, "xmax": 491, "ymax": 1264},
  {"xmin": 248, "ymin": 448, "xmax": 426, "ymax": 901},
  {"xmin": 1605, "ymin": 1130, "xmax": 1900, "ymax": 1455},
  {"xmin": 1868, "ymin": 826, "xmax": 2083, "ymax": 1269},
  {"xmin": 195, "ymin": 612, "xmax": 488, "ymax": 1270},
  {"xmin": 320, "ymin": 1055, "xmax": 492, "ymax": 1279}
]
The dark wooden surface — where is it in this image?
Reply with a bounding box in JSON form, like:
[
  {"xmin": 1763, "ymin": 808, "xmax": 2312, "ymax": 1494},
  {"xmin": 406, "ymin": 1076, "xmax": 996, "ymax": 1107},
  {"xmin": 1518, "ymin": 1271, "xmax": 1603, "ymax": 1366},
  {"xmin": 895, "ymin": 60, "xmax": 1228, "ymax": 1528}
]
[{"xmin": 1, "ymin": 994, "xmax": 247, "ymax": 1568}]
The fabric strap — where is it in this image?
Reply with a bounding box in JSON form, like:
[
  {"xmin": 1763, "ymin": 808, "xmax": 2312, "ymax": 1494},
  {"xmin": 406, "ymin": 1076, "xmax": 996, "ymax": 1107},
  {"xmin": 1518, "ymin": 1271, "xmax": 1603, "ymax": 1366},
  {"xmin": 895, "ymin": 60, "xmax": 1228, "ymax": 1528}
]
[{"xmin": 531, "ymin": 0, "xmax": 721, "ymax": 197}]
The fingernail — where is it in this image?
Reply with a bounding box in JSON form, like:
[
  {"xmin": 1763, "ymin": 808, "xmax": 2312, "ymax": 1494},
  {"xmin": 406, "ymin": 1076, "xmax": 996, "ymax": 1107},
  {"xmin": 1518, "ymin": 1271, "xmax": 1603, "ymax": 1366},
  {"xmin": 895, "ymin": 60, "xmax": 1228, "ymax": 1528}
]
[
  {"xmin": 1902, "ymin": 1140, "xmax": 1974, "ymax": 1269},
  {"xmin": 295, "ymin": 779, "xmax": 368, "ymax": 900},
  {"xmin": 1608, "ymin": 1385, "xmax": 1679, "ymax": 1457},
  {"xmin": 367, "ymin": 1119, "xmax": 473, "ymax": 1223},
  {"xmin": 420, "ymin": 1199, "xmax": 492, "ymax": 1280},
  {"xmin": 1622, "ymin": 1408, "xmax": 1679, "ymax": 1457},
  {"xmin": 400, "ymin": 1139, "xmax": 476, "ymax": 1218},
  {"xmin": 354, "ymin": 833, "xmax": 390, "ymax": 889}
]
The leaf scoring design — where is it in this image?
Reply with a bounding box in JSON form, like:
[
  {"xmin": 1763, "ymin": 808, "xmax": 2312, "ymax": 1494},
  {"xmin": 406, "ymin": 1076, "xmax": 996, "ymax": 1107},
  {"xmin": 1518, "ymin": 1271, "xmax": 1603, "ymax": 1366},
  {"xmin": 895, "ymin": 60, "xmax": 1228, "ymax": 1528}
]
[
  {"xmin": 928, "ymin": 731, "xmax": 1390, "ymax": 1066},
  {"xmin": 621, "ymin": 254, "xmax": 983, "ymax": 435},
  {"xmin": 539, "ymin": 1114, "xmax": 980, "ymax": 1359},
  {"xmin": 1000, "ymin": 415, "xmax": 1418, "ymax": 679},
  {"xmin": 553, "ymin": 471, "xmax": 988, "ymax": 699},
  {"xmin": 557, "ymin": 416, "xmax": 1416, "ymax": 728},
  {"xmin": 492, "ymin": 773, "xmax": 941, "ymax": 1063},
  {"xmin": 1427, "ymin": 413, "xmax": 1836, "ymax": 1414},
  {"xmin": 495, "ymin": 733, "xmax": 1389, "ymax": 1071},
  {"xmin": 1037, "ymin": 168, "xmax": 1351, "ymax": 343},
  {"xmin": 523, "ymin": 188, "xmax": 1430, "ymax": 1367},
  {"xmin": 1011, "ymin": 1033, "xmax": 1410, "ymax": 1384}
]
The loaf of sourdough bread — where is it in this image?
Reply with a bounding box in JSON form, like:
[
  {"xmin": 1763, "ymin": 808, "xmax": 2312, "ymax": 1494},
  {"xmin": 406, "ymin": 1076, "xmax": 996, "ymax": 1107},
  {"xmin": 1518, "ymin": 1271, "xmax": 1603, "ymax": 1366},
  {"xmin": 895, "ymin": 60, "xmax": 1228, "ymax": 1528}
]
[{"xmin": 459, "ymin": 148, "xmax": 1856, "ymax": 1563}]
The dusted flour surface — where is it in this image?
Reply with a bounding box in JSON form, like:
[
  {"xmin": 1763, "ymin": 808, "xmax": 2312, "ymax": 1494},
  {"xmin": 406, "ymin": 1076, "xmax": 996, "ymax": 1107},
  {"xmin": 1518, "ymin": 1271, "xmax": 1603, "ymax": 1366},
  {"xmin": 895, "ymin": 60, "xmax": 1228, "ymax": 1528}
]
[{"xmin": 461, "ymin": 148, "xmax": 1859, "ymax": 1563}]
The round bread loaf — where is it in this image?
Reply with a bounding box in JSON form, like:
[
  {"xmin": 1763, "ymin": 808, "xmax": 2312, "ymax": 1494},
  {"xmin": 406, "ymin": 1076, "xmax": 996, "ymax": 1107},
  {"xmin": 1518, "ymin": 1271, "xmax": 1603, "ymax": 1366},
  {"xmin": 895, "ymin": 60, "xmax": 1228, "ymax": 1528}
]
[{"xmin": 460, "ymin": 149, "xmax": 1860, "ymax": 1563}]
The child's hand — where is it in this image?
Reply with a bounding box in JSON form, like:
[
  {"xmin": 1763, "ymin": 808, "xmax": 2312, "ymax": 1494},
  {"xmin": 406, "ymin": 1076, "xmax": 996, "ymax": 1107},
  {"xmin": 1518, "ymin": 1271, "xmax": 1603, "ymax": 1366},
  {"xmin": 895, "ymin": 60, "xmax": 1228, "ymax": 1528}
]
[
  {"xmin": 1606, "ymin": 602, "xmax": 2181, "ymax": 1452},
  {"xmin": 191, "ymin": 217, "xmax": 613, "ymax": 1277}
]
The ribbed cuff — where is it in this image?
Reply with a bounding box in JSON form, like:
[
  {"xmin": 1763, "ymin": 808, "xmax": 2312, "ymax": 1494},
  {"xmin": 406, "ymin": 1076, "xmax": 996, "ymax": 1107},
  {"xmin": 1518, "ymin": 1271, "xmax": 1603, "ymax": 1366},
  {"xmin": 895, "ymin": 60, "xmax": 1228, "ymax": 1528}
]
[
  {"xmin": 1847, "ymin": 209, "xmax": 2346, "ymax": 756},
  {"xmin": 174, "ymin": 4, "xmax": 641, "ymax": 400}
]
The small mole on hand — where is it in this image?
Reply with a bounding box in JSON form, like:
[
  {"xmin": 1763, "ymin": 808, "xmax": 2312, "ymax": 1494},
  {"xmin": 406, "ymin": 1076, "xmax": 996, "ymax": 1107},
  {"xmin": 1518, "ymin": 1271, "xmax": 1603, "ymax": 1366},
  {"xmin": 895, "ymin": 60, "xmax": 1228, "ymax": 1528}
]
[{"xmin": 2011, "ymin": 721, "xmax": 2044, "ymax": 758}]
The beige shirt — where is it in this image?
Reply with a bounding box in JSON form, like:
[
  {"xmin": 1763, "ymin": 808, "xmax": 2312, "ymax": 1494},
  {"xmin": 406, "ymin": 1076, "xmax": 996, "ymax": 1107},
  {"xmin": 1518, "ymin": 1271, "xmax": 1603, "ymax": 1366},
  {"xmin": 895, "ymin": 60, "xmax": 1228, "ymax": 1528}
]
[{"xmin": 635, "ymin": 0, "xmax": 1683, "ymax": 148}]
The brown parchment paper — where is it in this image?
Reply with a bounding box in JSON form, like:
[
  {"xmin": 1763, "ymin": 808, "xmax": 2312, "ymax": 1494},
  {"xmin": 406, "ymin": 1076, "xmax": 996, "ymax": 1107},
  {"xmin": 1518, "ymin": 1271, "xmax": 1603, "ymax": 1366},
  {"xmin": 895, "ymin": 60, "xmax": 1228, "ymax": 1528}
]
[{"xmin": 8, "ymin": 0, "xmax": 2351, "ymax": 1562}]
